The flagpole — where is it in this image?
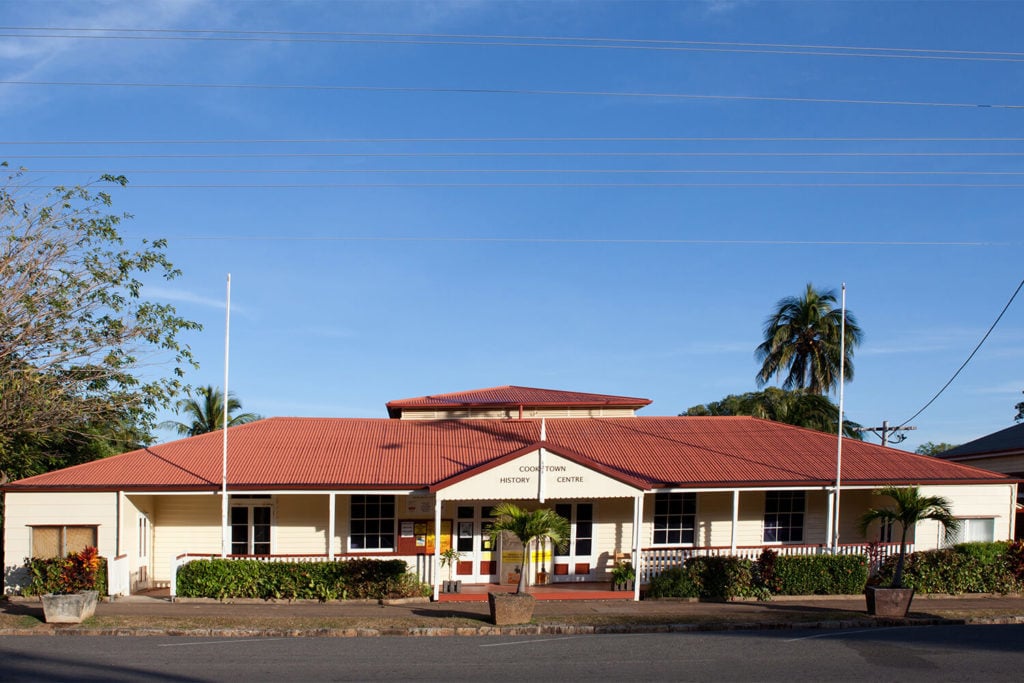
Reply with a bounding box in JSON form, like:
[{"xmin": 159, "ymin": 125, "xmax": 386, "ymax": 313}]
[
  {"xmin": 221, "ymin": 273, "xmax": 231, "ymax": 558},
  {"xmin": 832, "ymin": 283, "xmax": 847, "ymax": 554}
]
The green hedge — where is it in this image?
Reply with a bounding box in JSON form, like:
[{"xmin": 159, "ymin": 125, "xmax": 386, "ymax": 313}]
[
  {"xmin": 648, "ymin": 551, "xmax": 866, "ymax": 600},
  {"xmin": 175, "ymin": 558, "xmax": 429, "ymax": 601},
  {"xmin": 771, "ymin": 554, "xmax": 868, "ymax": 595},
  {"xmin": 876, "ymin": 541, "xmax": 1024, "ymax": 595},
  {"xmin": 21, "ymin": 555, "xmax": 108, "ymax": 596}
]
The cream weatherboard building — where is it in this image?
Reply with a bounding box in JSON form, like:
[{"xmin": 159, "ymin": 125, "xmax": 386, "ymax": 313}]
[{"xmin": 2, "ymin": 386, "xmax": 1017, "ymax": 600}]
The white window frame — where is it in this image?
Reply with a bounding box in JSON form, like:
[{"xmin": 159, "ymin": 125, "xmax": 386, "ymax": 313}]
[
  {"xmin": 762, "ymin": 491, "xmax": 805, "ymax": 544},
  {"xmin": 947, "ymin": 517, "xmax": 996, "ymax": 545},
  {"xmin": 229, "ymin": 496, "xmax": 275, "ymax": 556},
  {"xmin": 651, "ymin": 492, "xmax": 697, "ymax": 546},
  {"xmin": 348, "ymin": 494, "xmax": 397, "ymax": 552}
]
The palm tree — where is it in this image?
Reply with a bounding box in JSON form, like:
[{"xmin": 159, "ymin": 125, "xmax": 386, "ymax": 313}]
[
  {"xmin": 755, "ymin": 283, "xmax": 863, "ymax": 395},
  {"xmin": 489, "ymin": 502, "xmax": 571, "ymax": 594},
  {"xmin": 160, "ymin": 385, "xmax": 261, "ymax": 437},
  {"xmin": 858, "ymin": 486, "xmax": 960, "ymax": 588}
]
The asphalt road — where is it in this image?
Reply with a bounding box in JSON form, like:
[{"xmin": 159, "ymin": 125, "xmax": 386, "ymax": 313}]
[{"xmin": 2, "ymin": 624, "xmax": 1022, "ymax": 682}]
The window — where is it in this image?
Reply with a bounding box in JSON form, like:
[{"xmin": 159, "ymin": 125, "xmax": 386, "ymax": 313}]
[
  {"xmin": 948, "ymin": 518, "xmax": 995, "ymax": 544},
  {"xmin": 555, "ymin": 502, "xmax": 594, "ymax": 556},
  {"xmin": 231, "ymin": 504, "xmax": 272, "ymax": 555},
  {"xmin": 350, "ymin": 494, "xmax": 395, "ymax": 550},
  {"xmin": 31, "ymin": 526, "xmax": 97, "ymax": 559},
  {"xmin": 652, "ymin": 492, "xmax": 696, "ymax": 545},
  {"xmin": 763, "ymin": 491, "xmax": 805, "ymax": 543}
]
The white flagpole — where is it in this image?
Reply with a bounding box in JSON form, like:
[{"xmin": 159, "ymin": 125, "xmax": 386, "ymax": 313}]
[
  {"xmin": 221, "ymin": 274, "xmax": 231, "ymax": 558},
  {"xmin": 832, "ymin": 283, "xmax": 847, "ymax": 554}
]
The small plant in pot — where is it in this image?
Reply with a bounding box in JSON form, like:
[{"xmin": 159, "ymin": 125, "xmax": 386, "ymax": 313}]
[
  {"xmin": 610, "ymin": 560, "xmax": 635, "ymax": 592},
  {"xmin": 440, "ymin": 547, "xmax": 463, "ymax": 593},
  {"xmin": 487, "ymin": 502, "xmax": 570, "ymax": 625},
  {"xmin": 858, "ymin": 486, "xmax": 960, "ymax": 617}
]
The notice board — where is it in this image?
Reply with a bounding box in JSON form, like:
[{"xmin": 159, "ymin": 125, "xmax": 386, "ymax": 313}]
[{"xmin": 397, "ymin": 519, "xmax": 452, "ymax": 555}]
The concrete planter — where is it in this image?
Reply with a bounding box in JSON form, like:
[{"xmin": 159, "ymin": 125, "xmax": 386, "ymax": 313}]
[
  {"xmin": 865, "ymin": 586, "xmax": 915, "ymax": 617},
  {"xmin": 488, "ymin": 592, "xmax": 536, "ymax": 626},
  {"xmin": 41, "ymin": 590, "xmax": 99, "ymax": 624},
  {"xmin": 442, "ymin": 580, "xmax": 462, "ymax": 593}
]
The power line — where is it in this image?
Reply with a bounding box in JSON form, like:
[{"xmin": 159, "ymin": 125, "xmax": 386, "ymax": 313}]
[
  {"xmin": 3, "ymin": 26, "xmax": 1022, "ymax": 62},
  {"xmin": 4, "ymin": 137, "xmax": 1024, "ymax": 145},
  {"xmin": 20, "ymin": 169, "xmax": 1024, "ymax": 176},
  {"xmin": 12, "ymin": 182, "xmax": 1024, "ymax": 188},
  {"xmin": 9, "ymin": 152, "xmax": 1024, "ymax": 159},
  {"xmin": 2, "ymin": 80, "xmax": 1020, "ymax": 109},
  {"xmin": 898, "ymin": 277, "xmax": 1024, "ymax": 428}
]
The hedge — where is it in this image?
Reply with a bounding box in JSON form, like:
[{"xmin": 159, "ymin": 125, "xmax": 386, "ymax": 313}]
[
  {"xmin": 875, "ymin": 541, "xmax": 1024, "ymax": 595},
  {"xmin": 175, "ymin": 558, "xmax": 429, "ymax": 601},
  {"xmin": 648, "ymin": 551, "xmax": 866, "ymax": 600}
]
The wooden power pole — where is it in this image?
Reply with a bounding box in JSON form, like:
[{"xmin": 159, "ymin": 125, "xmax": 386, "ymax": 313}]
[{"xmin": 854, "ymin": 420, "xmax": 916, "ymax": 447}]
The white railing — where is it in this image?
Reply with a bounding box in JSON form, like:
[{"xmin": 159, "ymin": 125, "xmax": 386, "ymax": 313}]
[
  {"xmin": 169, "ymin": 553, "xmax": 436, "ymax": 598},
  {"xmin": 107, "ymin": 554, "xmax": 130, "ymax": 597},
  {"xmin": 638, "ymin": 543, "xmax": 910, "ymax": 583}
]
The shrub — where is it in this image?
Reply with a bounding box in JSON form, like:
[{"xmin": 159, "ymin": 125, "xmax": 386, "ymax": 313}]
[
  {"xmin": 770, "ymin": 554, "xmax": 867, "ymax": 595},
  {"xmin": 22, "ymin": 547, "xmax": 108, "ymax": 596},
  {"xmin": 647, "ymin": 566, "xmax": 700, "ymax": 599},
  {"xmin": 876, "ymin": 542, "xmax": 1023, "ymax": 595},
  {"xmin": 175, "ymin": 558, "xmax": 422, "ymax": 601}
]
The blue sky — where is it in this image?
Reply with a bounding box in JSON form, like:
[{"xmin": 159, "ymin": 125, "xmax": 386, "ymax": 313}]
[{"xmin": 1, "ymin": 1, "xmax": 1022, "ymax": 452}]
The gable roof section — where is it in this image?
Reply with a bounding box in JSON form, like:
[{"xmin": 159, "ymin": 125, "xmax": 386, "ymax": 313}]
[
  {"xmin": 4, "ymin": 416, "xmax": 1010, "ymax": 493},
  {"xmin": 938, "ymin": 423, "xmax": 1024, "ymax": 460},
  {"xmin": 386, "ymin": 385, "xmax": 651, "ymax": 417}
]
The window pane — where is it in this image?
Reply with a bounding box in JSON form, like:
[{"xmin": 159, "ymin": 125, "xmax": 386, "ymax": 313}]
[
  {"xmin": 32, "ymin": 527, "xmax": 61, "ymax": 559},
  {"xmin": 457, "ymin": 506, "xmax": 474, "ymax": 519},
  {"xmin": 65, "ymin": 527, "xmax": 96, "ymax": 554}
]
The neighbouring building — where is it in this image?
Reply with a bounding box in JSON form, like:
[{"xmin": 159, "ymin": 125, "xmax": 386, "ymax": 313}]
[{"xmin": 3, "ymin": 386, "xmax": 1017, "ymax": 600}]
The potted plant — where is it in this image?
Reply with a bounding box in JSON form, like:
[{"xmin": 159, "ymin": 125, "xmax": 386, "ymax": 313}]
[
  {"xmin": 440, "ymin": 547, "xmax": 462, "ymax": 593},
  {"xmin": 610, "ymin": 560, "xmax": 635, "ymax": 592},
  {"xmin": 487, "ymin": 502, "xmax": 570, "ymax": 625},
  {"xmin": 38, "ymin": 546, "xmax": 103, "ymax": 624},
  {"xmin": 858, "ymin": 486, "xmax": 960, "ymax": 617}
]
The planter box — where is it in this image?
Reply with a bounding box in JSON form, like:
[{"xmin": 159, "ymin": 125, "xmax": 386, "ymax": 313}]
[
  {"xmin": 41, "ymin": 590, "xmax": 99, "ymax": 624},
  {"xmin": 865, "ymin": 586, "xmax": 915, "ymax": 617},
  {"xmin": 611, "ymin": 580, "xmax": 635, "ymax": 592},
  {"xmin": 488, "ymin": 592, "xmax": 536, "ymax": 626},
  {"xmin": 442, "ymin": 580, "xmax": 462, "ymax": 594}
]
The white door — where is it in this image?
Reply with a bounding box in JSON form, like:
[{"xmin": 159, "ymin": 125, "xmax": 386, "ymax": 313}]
[
  {"xmin": 136, "ymin": 513, "xmax": 151, "ymax": 590},
  {"xmin": 455, "ymin": 505, "xmax": 498, "ymax": 583},
  {"xmin": 553, "ymin": 502, "xmax": 595, "ymax": 581}
]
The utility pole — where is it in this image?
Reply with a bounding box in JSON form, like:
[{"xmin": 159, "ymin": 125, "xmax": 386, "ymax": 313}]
[{"xmin": 854, "ymin": 420, "xmax": 916, "ymax": 447}]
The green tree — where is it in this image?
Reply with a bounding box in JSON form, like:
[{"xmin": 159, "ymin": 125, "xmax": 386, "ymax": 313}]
[
  {"xmin": 1, "ymin": 169, "xmax": 200, "ymax": 480},
  {"xmin": 682, "ymin": 387, "xmax": 863, "ymax": 439},
  {"xmin": 755, "ymin": 283, "xmax": 863, "ymax": 395},
  {"xmin": 160, "ymin": 385, "xmax": 261, "ymax": 437},
  {"xmin": 1015, "ymin": 390, "xmax": 1023, "ymax": 423},
  {"xmin": 914, "ymin": 442, "xmax": 959, "ymax": 456},
  {"xmin": 489, "ymin": 503, "xmax": 570, "ymax": 594},
  {"xmin": 858, "ymin": 486, "xmax": 960, "ymax": 588}
]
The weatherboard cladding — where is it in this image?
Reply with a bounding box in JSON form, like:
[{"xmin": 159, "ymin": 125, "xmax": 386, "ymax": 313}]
[{"xmin": 4, "ymin": 416, "xmax": 1009, "ymax": 492}]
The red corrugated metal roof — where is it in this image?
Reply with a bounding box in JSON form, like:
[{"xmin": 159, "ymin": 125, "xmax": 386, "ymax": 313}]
[
  {"xmin": 385, "ymin": 385, "xmax": 652, "ymax": 416},
  {"xmin": 4, "ymin": 416, "xmax": 1009, "ymax": 493}
]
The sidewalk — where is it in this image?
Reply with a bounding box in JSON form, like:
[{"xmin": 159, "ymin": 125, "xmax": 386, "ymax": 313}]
[{"xmin": 3, "ymin": 593, "xmax": 1023, "ymax": 638}]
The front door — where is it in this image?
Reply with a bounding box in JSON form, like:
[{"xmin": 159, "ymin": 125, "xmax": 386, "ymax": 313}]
[
  {"xmin": 455, "ymin": 505, "xmax": 498, "ymax": 583},
  {"xmin": 553, "ymin": 502, "xmax": 594, "ymax": 581},
  {"xmin": 135, "ymin": 512, "xmax": 151, "ymax": 591}
]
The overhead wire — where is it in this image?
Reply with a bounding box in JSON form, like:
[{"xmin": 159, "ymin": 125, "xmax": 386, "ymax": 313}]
[
  {"xmin": 898, "ymin": 277, "xmax": 1024, "ymax": 427},
  {"xmin": 4, "ymin": 137, "xmax": 1024, "ymax": 145},
  {"xmin": 2, "ymin": 80, "xmax": 1020, "ymax": 109}
]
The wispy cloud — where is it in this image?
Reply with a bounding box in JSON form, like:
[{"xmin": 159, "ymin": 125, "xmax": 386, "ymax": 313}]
[{"xmin": 145, "ymin": 285, "xmax": 249, "ymax": 315}]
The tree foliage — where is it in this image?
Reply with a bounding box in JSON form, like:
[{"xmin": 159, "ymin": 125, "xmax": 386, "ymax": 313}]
[
  {"xmin": 755, "ymin": 283, "xmax": 863, "ymax": 395},
  {"xmin": 1, "ymin": 169, "xmax": 200, "ymax": 479},
  {"xmin": 1015, "ymin": 390, "xmax": 1023, "ymax": 423},
  {"xmin": 682, "ymin": 387, "xmax": 863, "ymax": 439},
  {"xmin": 858, "ymin": 486, "xmax": 960, "ymax": 588},
  {"xmin": 489, "ymin": 503, "xmax": 570, "ymax": 594},
  {"xmin": 914, "ymin": 441, "xmax": 959, "ymax": 456},
  {"xmin": 160, "ymin": 385, "xmax": 262, "ymax": 437}
]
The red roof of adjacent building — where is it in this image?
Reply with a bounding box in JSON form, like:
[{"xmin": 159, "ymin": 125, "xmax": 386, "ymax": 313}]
[
  {"xmin": 385, "ymin": 385, "xmax": 652, "ymax": 417},
  {"xmin": 4, "ymin": 416, "xmax": 1009, "ymax": 493}
]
